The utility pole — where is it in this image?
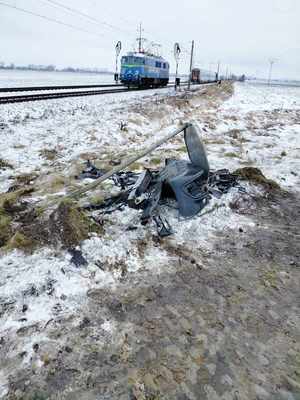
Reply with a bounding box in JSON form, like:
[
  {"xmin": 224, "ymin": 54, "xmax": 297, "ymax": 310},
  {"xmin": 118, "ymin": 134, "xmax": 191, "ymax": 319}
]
[
  {"xmin": 188, "ymin": 40, "xmax": 194, "ymax": 90},
  {"xmin": 174, "ymin": 42, "xmax": 181, "ymax": 90},
  {"xmin": 268, "ymin": 59, "xmax": 276, "ymax": 85},
  {"xmin": 114, "ymin": 41, "xmax": 122, "ymax": 83},
  {"xmin": 216, "ymin": 61, "xmax": 220, "ymax": 81},
  {"xmin": 138, "ymin": 23, "xmax": 143, "ymax": 53}
]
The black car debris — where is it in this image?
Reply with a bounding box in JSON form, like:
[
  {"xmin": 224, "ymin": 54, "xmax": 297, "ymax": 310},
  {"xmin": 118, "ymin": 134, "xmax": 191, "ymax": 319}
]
[{"xmin": 79, "ymin": 124, "xmax": 241, "ymax": 237}]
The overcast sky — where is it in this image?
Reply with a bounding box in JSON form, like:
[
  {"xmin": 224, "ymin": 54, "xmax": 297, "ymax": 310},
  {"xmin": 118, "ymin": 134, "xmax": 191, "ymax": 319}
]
[{"xmin": 0, "ymin": 0, "xmax": 299, "ymax": 79}]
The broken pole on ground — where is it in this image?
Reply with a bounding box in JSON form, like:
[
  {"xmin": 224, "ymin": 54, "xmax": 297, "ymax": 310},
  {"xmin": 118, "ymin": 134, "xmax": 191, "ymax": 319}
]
[{"xmin": 46, "ymin": 123, "xmax": 191, "ymax": 207}]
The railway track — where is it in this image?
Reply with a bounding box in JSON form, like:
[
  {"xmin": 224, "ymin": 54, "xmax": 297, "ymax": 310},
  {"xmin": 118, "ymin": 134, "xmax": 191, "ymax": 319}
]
[
  {"xmin": 0, "ymin": 87, "xmax": 131, "ymax": 104},
  {"xmin": 0, "ymin": 81, "xmax": 215, "ymax": 105},
  {"xmin": 0, "ymin": 83, "xmax": 124, "ymax": 93}
]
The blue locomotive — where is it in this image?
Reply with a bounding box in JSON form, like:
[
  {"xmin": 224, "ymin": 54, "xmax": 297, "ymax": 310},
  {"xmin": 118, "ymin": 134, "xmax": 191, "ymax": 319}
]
[{"xmin": 120, "ymin": 52, "xmax": 169, "ymax": 88}]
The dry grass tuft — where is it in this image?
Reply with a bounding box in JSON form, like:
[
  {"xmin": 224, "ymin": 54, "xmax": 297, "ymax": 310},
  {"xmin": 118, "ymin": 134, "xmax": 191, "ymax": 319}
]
[
  {"xmin": 47, "ymin": 199, "xmax": 102, "ymax": 249},
  {"xmin": 8, "ymin": 172, "xmax": 38, "ymax": 192},
  {"xmin": 4, "ymin": 231, "xmax": 36, "ymax": 252},
  {"xmin": 224, "ymin": 151, "xmax": 240, "ymax": 158},
  {"xmin": 0, "ymin": 158, "xmax": 13, "ymax": 170},
  {"xmin": 234, "ymin": 167, "xmax": 281, "ymax": 191},
  {"xmin": 39, "ymin": 148, "xmax": 59, "ymax": 161}
]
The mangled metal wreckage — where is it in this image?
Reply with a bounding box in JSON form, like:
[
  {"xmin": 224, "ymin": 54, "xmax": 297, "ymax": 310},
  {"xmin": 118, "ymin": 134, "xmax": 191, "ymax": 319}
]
[{"xmin": 78, "ymin": 123, "xmax": 239, "ymax": 237}]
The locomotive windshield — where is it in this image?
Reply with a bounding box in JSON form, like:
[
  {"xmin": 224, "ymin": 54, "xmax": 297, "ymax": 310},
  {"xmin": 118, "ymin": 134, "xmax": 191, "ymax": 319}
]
[{"xmin": 121, "ymin": 56, "xmax": 144, "ymax": 65}]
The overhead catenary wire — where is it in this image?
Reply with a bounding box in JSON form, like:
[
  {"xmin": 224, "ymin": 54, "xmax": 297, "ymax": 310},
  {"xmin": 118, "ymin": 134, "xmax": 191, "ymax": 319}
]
[
  {"xmin": 31, "ymin": 0, "xmax": 177, "ymax": 58},
  {"xmin": 0, "ymin": 1, "xmax": 105, "ymax": 38},
  {"xmin": 43, "ymin": 0, "xmax": 175, "ymax": 57},
  {"xmin": 84, "ymin": 0, "xmax": 138, "ymax": 30},
  {"xmin": 58, "ymin": 0, "xmax": 166, "ymax": 51},
  {"xmin": 0, "ymin": 0, "xmax": 175, "ymax": 69},
  {"xmin": 0, "ymin": 1, "xmax": 223, "ymax": 76},
  {"xmin": 37, "ymin": 0, "xmax": 135, "ymax": 37},
  {"xmin": 0, "ymin": 1, "xmax": 193, "ymax": 66}
]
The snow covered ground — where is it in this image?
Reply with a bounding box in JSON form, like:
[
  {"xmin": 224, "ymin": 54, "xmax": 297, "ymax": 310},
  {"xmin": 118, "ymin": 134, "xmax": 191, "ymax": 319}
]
[
  {"xmin": 1, "ymin": 82, "xmax": 298, "ymax": 192},
  {"xmin": 212, "ymin": 83, "xmax": 300, "ymax": 189},
  {"xmin": 0, "ymin": 85, "xmax": 183, "ymax": 192},
  {"xmin": 0, "ymin": 81, "xmax": 299, "ymax": 399},
  {"xmin": 0, "ymin": 80, "xmax": 299, "ymax": 330},
  {"xmin": 0, "ymin": 70, "xmax": 115, "ymax": 87}
]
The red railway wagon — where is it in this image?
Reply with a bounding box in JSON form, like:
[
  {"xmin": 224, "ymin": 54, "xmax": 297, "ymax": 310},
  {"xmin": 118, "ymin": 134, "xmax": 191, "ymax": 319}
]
[{"xmin": 191, "ymin": 68, "xmax": 200, "ymax": 83}]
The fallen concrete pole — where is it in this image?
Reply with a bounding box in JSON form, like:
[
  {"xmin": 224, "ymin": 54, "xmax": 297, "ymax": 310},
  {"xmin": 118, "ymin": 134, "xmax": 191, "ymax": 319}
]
[{"xmin": 47, "ymin": 123, "xmax": 191, "ymax": 207}]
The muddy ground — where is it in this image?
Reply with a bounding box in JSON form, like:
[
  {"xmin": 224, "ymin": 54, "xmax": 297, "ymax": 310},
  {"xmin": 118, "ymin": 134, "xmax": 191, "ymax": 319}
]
[{"xmin": 1, "ymin": 192, "xmax": 299, "ymax": 400}]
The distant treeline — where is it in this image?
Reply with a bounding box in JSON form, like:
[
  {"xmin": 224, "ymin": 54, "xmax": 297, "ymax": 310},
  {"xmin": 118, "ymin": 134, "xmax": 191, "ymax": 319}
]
[{"xmin": 0, "ymin": 62, "xmax": 113, "ymax": 75}]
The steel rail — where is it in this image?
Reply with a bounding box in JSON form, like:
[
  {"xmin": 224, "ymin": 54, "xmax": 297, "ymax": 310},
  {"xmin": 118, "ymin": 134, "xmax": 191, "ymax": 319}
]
[
  {"xmin": 0, "ymin": 83, "xmax": 124, "ymax": 93},
  {"xmin": 0, "ymin": 80, "xmax": 193, "ymax": 93},
  {"xmin": 0, "ymin": 81, "xmax": 216, "ymax": 105},
  {"xmin": 0, "ymin": 87, "xmax": 131, "ymax": 104}
]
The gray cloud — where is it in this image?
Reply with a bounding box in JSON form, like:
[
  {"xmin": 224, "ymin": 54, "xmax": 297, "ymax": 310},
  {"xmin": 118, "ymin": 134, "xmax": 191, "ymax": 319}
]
[{"xmin": 0, "ymin": 0, "xmax": 299, "ymax": 79}]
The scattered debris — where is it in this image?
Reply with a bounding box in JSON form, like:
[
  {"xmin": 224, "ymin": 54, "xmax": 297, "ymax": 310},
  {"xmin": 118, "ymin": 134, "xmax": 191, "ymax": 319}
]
[
  {"xmin": 0, "ymin": 122, "xmax": 282, "ymax": 251},
  {"xmin": 22, "ymin": 304, "xmax": 28, "ymax": 313},
  {"xmin": 80, "ymin": 124, "xmax": 240, "ymax": 237},
  {"xmin": 79, "ymin": 160, "xmax": 138, "ymax": 189},
  {"xmin": 69, "ymin": 248, "xmax": 88, "ymax": 267},
  {"xmin": 120, "ymin": 121, "xmax": 128, "ymax": 131},
  {"xmin": 78, "ymin": 160, "xmax": 105, "ymax": 180},
  {"xmin": 153, "ymin": 215, "xmax": 173, "ymax": 237}
]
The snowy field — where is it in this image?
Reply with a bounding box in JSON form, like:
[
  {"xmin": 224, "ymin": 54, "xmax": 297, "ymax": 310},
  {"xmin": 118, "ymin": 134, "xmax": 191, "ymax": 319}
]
[
  {"xmin": 0, "ymin": 70, "xmax": 115, "ymax": 87},
  {"xmin": 0, "ymin": 81, "xmax": 300, "ymax": 399}
]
